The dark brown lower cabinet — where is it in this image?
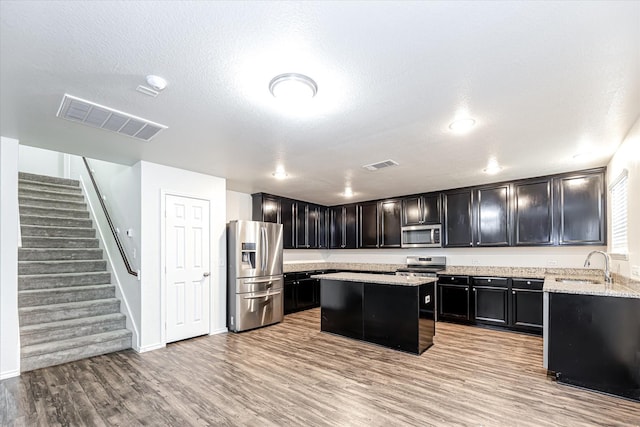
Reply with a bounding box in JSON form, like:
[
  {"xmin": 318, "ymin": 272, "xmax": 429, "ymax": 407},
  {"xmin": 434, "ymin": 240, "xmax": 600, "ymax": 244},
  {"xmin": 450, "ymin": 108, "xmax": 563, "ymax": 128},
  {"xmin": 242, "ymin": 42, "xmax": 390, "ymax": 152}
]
[
  {"xmin": 284, "ymin": 271, "xmax": 323, "ymax": 315},
  {"xmin": 438, "ymin": 275, "xmax": 542, "ymax": 335}
]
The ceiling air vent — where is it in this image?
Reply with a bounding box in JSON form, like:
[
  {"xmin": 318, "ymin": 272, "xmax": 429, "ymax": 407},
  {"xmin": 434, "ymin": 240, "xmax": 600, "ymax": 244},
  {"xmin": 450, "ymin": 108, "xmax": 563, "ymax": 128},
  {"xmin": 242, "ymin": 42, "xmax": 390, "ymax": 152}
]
[
  {"xmin": 56, "ymin": 94, "xmax": 167, "ymax": 141},
  {"xmin": 362, "ymin": 159, "xmax": 399, "ymax": 171}
]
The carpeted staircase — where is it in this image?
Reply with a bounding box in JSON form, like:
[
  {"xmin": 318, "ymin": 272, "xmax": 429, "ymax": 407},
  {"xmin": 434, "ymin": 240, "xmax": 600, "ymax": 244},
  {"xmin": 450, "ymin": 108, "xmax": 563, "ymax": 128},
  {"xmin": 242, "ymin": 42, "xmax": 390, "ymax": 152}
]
[{"xmin": 18, "ymin": 172, "xmax": 131, "ymax": 372}]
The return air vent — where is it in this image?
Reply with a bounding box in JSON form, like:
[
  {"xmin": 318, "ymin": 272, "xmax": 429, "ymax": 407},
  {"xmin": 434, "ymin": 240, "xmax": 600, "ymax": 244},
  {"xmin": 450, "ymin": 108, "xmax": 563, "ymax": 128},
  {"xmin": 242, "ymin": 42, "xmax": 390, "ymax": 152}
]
[
  {"xmin": 56, "ymin": 94, "xmax": 167, "ymax": 141},
  {"xmin": 362, "ymin": 159, "xmax": 399, "ymax": 171}
]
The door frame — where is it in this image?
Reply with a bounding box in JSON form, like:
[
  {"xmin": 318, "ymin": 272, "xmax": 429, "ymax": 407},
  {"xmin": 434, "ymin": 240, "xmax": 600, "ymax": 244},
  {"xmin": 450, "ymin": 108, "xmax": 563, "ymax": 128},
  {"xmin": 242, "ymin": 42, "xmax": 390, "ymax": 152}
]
[{"xmin": 160, "ymin": 190, "xmax": 213, "ymax": 345}]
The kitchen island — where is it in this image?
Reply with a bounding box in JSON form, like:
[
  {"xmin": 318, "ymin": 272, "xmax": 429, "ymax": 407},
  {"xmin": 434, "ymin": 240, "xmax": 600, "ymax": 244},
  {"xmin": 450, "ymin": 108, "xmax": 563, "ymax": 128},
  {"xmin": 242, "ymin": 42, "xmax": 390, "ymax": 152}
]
[
  {"xmin": 312, "ymin": 272, "xmax": 437, "ymax": 355},
  {"xmin": 543, "ymin": 275, "xmax": 640, "ymax": 401}
]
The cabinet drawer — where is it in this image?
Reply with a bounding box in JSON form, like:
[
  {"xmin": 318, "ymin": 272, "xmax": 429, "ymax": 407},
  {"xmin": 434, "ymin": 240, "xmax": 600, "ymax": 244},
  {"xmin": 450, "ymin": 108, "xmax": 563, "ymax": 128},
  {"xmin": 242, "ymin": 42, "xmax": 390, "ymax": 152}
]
[
  {"xmin": 512, "ymin": 278, "xmax": 544, "ymax": 290},
  {"xmin": 472, "ymin": 277, "xmax": 508, "ymax": 287},
  {"xmin": 437, "ymin": 275, "xmax": 469, "ymax": 286}
]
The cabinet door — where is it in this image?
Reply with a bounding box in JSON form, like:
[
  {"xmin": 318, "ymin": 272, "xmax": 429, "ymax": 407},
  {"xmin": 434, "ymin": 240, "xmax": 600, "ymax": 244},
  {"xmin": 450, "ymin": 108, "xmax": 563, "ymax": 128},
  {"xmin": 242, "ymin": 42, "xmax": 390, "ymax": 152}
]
[
  {"xmin": 280, "ymin": 199, "xmax": 295, "ymax": 249},
  {"xmin": 438, "ymin": 283, "xmax": 470, "ymax": 321},
  {"xmin": 359, "ymin": 202, "xmax": 379, "ymax": 248},
  {"xmin": 252, "ymin": 194, "xmax": 280, "ymax": 223},
  {"xmin": 511, "ymin": 279, "xmax": 543, "ymax": 333},
  {"xmin": 555, "ymin": 172, "xmax": 605, "ymax": 245},
  {"xmin": 472, "ymin": 278, "xmax": 509, "ymax": 326},
  {"xmin": 344, "ymin": 204, "xmax": 358, "ymax": 248},
  {"xmin": 316, "ymin": 207, "xmax": 328, "ymax": 249},
  {"xmin": 422, "ymin": 193, "xmax": 441, "ymax": 224},
  {"xmin": 283, "ymin": 274, "xmax": 297, "ymax": 314},
  {"xmin": 295, "ymin": 203, "xmax": 307, "ymax": 248},
  {"xmin": 402, "ymin": 196, "xmax": 422, "ymax": 226},
  {"xmin": 476, "ymin": 185, "xmax": 510, "ymax": 246},
  {"xmin": 380, "ymin": 199, "xmax": 401, "ymax": 248},
  {"xmin": 514, "ymin": 180, "xmax": 553, "ymax": 246},
  {"xmin": 444, "ymin": 190, "xmax": 473, "ymax": 247},
  {"xmin": 329, "ymin": 207, "xmax": 343, "ymax": 249},
  {"xmin": 307, "ymin": 205, "xmax": 320, "ymax": 249},
  {"xmin": 297, "ymin": 278, "xmax": 316, "ymax": 310}
]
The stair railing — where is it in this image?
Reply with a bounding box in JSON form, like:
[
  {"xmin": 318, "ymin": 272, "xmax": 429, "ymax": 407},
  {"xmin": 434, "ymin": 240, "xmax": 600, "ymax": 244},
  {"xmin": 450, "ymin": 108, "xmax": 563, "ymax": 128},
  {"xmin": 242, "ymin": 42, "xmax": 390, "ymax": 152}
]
[{"xmin": 82, "ymin": 157, "xmax": 138, "ymax": 278}]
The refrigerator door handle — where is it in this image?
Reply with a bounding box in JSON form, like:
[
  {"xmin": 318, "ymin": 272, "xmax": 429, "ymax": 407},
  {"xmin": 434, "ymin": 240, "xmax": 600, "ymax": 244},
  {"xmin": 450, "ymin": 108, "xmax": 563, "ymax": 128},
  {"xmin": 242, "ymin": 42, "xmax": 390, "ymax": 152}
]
[
  {"xmin": 243, "ymin": 290, "xmax": 282, "ymax": 299},
  {"xmin": 260, "ymin": 226, "xmax": 267, "ymax": 272}
]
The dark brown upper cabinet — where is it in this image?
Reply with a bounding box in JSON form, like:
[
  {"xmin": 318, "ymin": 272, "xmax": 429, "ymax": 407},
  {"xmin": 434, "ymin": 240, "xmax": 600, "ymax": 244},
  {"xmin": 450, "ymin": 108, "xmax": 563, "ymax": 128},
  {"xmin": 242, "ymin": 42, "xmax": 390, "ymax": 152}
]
[
  {"xmin": 513, "ymin": 179, "xmax": 553, "ymax": 246},
  {"xmin": 443, "ymin": 190, "xmax": 474, "ymax": 247},
  {"xmin": 252, "ymin": 193, "xmax": 280, "ymax": 223},
  {"xmin": 330, "ymin": 204, "xmax": 358, "ymax": 249},
  {"xmin": 554, "ymin": 171, "xmax": 606, "ymax": 245},
  {"xmin": 379, "ymin": 199, "xmax": 402, "ymax": 248},
  {"xmin": 358, "ymin": 201, "xmax": 379, "ymax": 248},
  {"xmin": 402, "ymin": 193, "xmax": 441, "ymax": 226},
  {"xmin": 475, "ymin": 184, "xmax": 510, "ymax": 247}
]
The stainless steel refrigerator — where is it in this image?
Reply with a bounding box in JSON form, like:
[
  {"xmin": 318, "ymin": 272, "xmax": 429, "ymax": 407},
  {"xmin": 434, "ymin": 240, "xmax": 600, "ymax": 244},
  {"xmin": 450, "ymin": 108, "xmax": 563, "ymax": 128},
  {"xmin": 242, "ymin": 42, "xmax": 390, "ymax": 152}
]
[{"xmin": 227, "ymin": 220, "xmax": 284, "ymax": 332}]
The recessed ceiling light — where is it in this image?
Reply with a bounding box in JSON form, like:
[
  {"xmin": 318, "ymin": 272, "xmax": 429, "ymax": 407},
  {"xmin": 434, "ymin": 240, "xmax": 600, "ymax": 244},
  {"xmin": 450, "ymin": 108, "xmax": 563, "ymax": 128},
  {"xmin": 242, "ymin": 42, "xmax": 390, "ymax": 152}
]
[
  {"xmin": 272, "ymin": 165, "xmax": 288, "ymax": 180},
  {"xmin": 343, "ymin": 187, "xmax": 354, "ymax": 197},
  {"xmin": 448, "ymin": 118, "xmax": 476, "ymax": 133},
  {"xmin": 483, "ymin": 158, "xmax": 503, "ymax": 175},
  {"xmin": 269, "ymin": 73, "xmax": 318, "ymax": 100}
]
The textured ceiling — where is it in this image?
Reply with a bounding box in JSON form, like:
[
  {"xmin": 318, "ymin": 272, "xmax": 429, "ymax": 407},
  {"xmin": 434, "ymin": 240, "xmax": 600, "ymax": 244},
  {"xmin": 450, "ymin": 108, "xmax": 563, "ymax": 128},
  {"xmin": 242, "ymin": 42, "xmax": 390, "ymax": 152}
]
[{"xmin": 1, "ymin": 1, "xmax": 638, "ymax": 205}]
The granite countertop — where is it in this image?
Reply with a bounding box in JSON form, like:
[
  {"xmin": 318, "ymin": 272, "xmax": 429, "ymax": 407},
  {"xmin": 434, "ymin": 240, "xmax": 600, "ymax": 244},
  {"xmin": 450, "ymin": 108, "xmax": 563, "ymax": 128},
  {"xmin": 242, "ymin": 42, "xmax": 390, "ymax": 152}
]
[
  {"xmin": 311, "ymin": 272, "xmax": 437, "ymax": 287},
  {"xmin": 285, "ymin": 262, "xmax": 402, "ymax": 273},
  {"xmin": 543, "ymin": 274, "xmax": 640, "ymax": 299}
]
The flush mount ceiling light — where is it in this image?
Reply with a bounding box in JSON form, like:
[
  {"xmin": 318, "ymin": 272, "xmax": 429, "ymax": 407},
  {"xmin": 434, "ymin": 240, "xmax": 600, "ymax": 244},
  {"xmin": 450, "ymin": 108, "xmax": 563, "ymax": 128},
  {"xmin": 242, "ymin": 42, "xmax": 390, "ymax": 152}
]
[
  {"xmin": 146, "ymin": 75, "xmax": 167, "ymax": 91},
  {"xmin": 272, "ymin": 166, "xmax": 288, "ymax": 180},
  {"xmin": 343, "ymin": 187, "xmax": 354, "ymax": 198},
  {"xmin": 483, "ymin": 158, "xmax": 503, "ymax": 175},
  {"xmin": 448, "ymin": 118, "xmax": 476, "ymax": 134},
  {"xmin": 269, "ymin": 73, "xmax": 318, "ymax": 100}
]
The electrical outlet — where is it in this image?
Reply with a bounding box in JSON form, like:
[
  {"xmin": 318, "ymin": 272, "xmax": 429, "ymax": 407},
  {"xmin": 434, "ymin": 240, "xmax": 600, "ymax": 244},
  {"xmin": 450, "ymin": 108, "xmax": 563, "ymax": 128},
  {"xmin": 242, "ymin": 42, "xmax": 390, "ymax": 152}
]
[
  {"xmin": 547, "ymin": 260, "xmax": 558, "ymax": 267},
  {"xmin": 632, "ymin": 266, "xmax": 640, "ymax": 277}
]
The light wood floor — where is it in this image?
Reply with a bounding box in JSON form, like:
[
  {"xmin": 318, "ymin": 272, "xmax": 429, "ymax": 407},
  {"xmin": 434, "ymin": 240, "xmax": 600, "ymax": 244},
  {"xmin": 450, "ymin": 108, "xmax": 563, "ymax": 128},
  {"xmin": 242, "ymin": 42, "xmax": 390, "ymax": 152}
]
[{"xmin": 2, "ymin": 308, "xmax": 638, "ymax": 426}]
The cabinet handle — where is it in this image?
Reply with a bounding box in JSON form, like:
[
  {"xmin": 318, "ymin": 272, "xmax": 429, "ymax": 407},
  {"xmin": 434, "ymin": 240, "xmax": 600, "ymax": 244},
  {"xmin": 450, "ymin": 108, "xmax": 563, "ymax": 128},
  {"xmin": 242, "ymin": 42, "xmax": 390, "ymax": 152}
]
[
  {"xmin": 477, "ymin": 241, "xmax": 480, "ymax": 245},
  {"xmin": 465, "ymin": 287, "xmax": 469, "ymax": 292},
  {"xmin": 473, "ymin": 288, "xmax": 476, "ymax": 292},
  {"xmin": 470, "ymin": 242, "xmax": 473, "ymax": 246},
  {"xmin": 488, "ymin": 279, "xmax": 491, "ymax": 283},
  {"xmin": 512, "ymin": 290, "xmax": 516, "ymax": 294},
  {"xmin": 527, "ymin": 281, "xmax": 531, "ymax": 285}
]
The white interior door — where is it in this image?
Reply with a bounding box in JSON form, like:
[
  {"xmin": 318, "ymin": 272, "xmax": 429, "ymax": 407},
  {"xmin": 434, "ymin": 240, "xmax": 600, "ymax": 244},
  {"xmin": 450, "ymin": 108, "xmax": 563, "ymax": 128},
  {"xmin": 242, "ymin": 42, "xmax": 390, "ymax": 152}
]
[{"xmin": 165, "ymin": 194, "xmax": 210, "ymax": 343}]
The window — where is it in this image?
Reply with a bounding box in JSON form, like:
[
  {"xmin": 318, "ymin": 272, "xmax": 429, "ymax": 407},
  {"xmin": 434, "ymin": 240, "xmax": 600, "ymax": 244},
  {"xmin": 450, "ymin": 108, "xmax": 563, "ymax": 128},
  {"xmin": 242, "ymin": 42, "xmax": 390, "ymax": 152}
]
[{"xmin": 609, "ymin": 169, "xmax": 628, "ymax": 258}]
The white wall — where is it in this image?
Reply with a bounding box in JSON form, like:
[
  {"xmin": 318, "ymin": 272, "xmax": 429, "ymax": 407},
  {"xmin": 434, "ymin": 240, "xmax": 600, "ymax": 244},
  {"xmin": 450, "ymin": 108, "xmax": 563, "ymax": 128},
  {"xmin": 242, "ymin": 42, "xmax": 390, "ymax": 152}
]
[
  {"xmin": 1, "ymin": 137, "xmax": 20, "ymax": 379},
  {"xmin": 607, "ymin": 116, "xmax": 640, "ymax": 280},
  {"xmin": 18, "ymin": 145, "xmax": 68, "ymax": 178},
  {"xmin": 139, "ymin": 161, "xmax": 227, "ymax": 351},
  {"xmin": 226, "ymin": 190, "xmax": 252, "ymax": 222},
  {"xmin": 69, "ymin": 156, "xmax": 143, "ymax": 350}
]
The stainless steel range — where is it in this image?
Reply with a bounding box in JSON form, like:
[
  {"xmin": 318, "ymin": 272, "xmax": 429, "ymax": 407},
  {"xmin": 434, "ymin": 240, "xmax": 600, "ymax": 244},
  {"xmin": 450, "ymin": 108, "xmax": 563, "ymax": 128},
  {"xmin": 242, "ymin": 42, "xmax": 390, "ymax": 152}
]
[{"xmin": 395, "ymin": 256, "xmax": 446, "ymax": 278}]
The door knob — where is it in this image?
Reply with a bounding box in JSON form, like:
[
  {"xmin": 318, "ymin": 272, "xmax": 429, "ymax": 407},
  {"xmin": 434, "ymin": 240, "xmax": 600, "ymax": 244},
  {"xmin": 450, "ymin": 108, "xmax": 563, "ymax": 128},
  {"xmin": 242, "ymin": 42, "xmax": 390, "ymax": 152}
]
[{"xmin": 203, "ymin": 272, "xmax": 210, "ymax": 277}]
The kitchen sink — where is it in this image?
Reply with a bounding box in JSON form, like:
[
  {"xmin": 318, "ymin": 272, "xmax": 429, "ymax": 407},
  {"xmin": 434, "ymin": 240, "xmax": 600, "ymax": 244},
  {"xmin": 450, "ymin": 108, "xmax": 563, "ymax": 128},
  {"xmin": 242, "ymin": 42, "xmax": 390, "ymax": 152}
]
[{"xmin": 555, "ymin": 278, "xmax": 601, "ymax": 285}]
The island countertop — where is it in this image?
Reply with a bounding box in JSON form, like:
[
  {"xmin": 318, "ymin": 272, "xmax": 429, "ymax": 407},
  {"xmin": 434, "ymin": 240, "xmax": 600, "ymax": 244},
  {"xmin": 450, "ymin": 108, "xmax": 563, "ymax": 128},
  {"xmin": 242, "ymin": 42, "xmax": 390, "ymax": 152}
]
[{"xmin": 311, "ymin": 272, "xmax": 437, "ymax": 287}]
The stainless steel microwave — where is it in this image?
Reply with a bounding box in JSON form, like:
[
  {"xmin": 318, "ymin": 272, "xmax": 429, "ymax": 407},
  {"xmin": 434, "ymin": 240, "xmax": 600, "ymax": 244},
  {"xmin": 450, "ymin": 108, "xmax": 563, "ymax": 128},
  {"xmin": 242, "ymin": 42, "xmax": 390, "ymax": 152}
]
[{"xmin": 401, "ymin": 224, "xmax": 442, "ymax": 248}]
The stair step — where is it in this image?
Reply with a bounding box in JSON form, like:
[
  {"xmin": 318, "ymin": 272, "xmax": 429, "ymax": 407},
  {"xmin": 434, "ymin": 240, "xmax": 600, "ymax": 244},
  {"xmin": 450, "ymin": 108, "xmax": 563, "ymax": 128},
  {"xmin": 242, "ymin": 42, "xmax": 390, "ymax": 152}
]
[
  {"xmin": 19, "ymin": 188, "xmax": 85, "ymax": 202},
  {"xmin": 20, "ymin": 236, "xmax": 100, "ymax": 249},
  {"xmin": 19, "ymin": 196, "xmax": 87, "ymax": 210},
  {"xmin": 20, "ymin": 215, "xmax": 93, "ymax": 228},
  {"xmin": 19, "ymin": 172, "xmax": 80, "ymax": 187},
  {"xmin": 19, "ymin": 298, "xmax": 121, "ymax": 326},
  {"xmin": 20, "ymin": 313, "xmax": 126, "ymax": 346},
  {"xmin": 20, "ymin": 225, "xmax": 95, "ymax": 238},
  {"xmin": 19, "ymin": 271, "xmax": 111, "ymax": 290},
  {"xmin": 19, "ymin": 284, "xmax": 115, "ymax": 307},
  {"xmin": 18, "ymin": 259, "xmax": 107, "ymax": 275},
  {"xmin": 19, "ymin": 205, "xmax": 89, "ymax": 219},
  {"xmin": 19, "ymin": 248, "xmax": 103, "ymax": 261},
  {"xmin": 18, "ymin": 179, "xmax": 82, "ymax": 195},
  {"xmin": 20, "ymin": 329, "xmax": 132, "ymax": 372}
]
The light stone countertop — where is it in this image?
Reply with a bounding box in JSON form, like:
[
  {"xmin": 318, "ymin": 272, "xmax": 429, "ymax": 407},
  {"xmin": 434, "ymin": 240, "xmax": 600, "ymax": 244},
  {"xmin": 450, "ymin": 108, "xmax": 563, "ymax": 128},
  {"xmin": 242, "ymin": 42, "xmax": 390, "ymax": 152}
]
[
  {"xmin": 284, "ymin": 262, "xmax": 402, "ymax": 273},
  {"xmin": 311, "ymin": 272, "xmax": 437, "ymax": 287},
  {"xmin": 543, "ymin": 275, "xmax": 640, "ymax": 299}
]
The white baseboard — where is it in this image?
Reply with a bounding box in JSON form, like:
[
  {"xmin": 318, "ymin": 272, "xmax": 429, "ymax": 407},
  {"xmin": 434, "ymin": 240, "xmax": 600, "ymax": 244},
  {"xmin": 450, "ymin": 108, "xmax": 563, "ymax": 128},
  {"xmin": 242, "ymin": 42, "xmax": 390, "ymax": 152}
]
[
  {"xmin": 209, "ymin": 327, "xmax": 228, "ymax": 335},
  {"xmin": 136, "ymin": 343, "xmax": 166, "ymax": 353},
  {"xmin": 0, "ymin": 368, "xmax": 20, "ymax": 380}
]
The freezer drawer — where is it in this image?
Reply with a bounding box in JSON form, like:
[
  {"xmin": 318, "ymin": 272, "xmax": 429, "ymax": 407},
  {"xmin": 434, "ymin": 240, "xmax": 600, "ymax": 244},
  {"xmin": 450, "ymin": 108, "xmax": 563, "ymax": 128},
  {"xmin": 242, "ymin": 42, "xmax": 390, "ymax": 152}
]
[
  {"xmin": 229, "ymin": 289, "xmax": 283, "ymax": 332},
  {"xmin": 235, "ymin": 275, "xmax": 283, "ymax": 294}
]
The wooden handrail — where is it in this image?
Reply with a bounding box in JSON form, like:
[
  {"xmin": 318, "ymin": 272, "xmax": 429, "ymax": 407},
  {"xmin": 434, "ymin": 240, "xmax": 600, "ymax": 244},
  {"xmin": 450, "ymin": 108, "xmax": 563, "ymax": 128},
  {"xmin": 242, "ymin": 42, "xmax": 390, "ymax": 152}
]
[{"xmin": 82, "ymin": 157, "xmax": 138, "ymax": 278}]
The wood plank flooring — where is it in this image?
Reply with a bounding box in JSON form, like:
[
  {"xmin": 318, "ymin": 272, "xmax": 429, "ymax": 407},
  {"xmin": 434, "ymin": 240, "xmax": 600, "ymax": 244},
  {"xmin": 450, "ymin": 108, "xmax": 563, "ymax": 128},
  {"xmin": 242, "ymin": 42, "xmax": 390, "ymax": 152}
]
[{"xmin": 2, "ymin": 308, "xmax": 638, "ymax": 426}]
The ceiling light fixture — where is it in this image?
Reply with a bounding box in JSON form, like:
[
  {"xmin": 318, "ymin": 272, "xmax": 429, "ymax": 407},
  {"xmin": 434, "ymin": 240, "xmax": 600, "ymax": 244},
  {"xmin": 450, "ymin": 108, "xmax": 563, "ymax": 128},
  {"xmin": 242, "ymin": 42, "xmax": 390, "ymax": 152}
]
[
  {"xmin": 269, "ymin": 73, "xmax": 318, "ymax": 100},
  {"xmin": 448, "ymin": 118, "xmax": 476, "ymax": 134},
  {"xmin": 343, "ymin": 187, "xmax": 354, "ymax": 198},
  {"xmin": 146, "ymin": 75, "xmax": 167, "ymax": 91},
  {"xmin": 272, "ymin": 166, "xmax": 288, "ymax": 180},
  {"xmin": 483, "ymin": 158, "xmax": 503, "ymax": 175}
]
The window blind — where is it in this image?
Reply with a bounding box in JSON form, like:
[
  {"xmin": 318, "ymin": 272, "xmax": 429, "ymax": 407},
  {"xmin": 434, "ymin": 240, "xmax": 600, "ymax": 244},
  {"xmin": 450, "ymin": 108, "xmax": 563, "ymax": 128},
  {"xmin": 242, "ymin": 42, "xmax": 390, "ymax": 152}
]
[{"xmin": 609, "ymin": 170, "xmax": 628, "ymax": 255}]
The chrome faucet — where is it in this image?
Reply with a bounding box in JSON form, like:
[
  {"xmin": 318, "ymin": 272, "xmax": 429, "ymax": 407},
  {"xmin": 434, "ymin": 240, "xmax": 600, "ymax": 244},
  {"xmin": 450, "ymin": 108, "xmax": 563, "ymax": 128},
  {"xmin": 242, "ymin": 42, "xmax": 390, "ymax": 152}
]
[{"xmin": 583, "ymin": 250, "xmax": 612, "ymax": 284}]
